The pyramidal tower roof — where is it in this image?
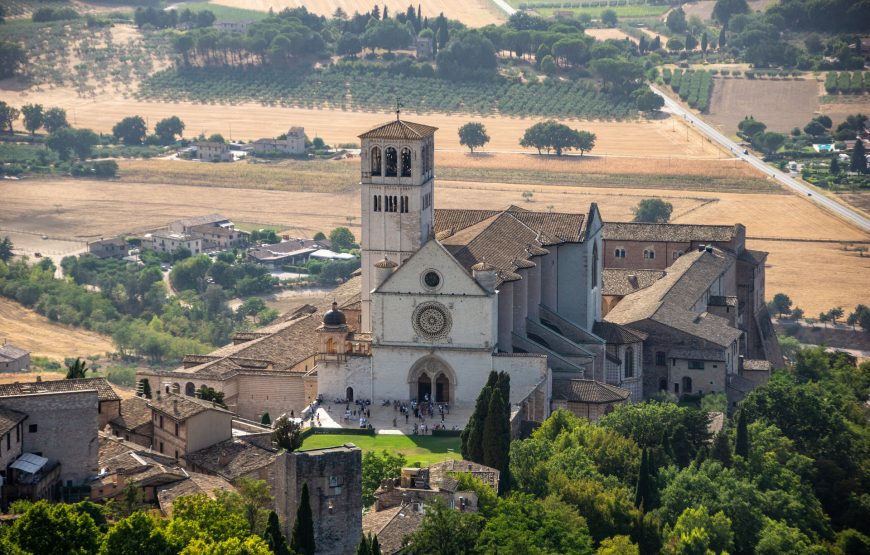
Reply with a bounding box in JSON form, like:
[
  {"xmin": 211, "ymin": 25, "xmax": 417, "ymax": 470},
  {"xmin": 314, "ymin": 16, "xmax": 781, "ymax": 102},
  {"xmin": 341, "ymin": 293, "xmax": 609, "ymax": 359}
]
[{"xmin": 358, "ymin": 119, "xmax": 438, "ymax": 140}]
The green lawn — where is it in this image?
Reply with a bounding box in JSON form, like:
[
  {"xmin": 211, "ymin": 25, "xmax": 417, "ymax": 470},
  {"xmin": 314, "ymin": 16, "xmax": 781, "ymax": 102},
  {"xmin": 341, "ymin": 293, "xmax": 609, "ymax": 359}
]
[{"xmin": 300, "ymin": 434, "xmax": 461, "ymax": 466}]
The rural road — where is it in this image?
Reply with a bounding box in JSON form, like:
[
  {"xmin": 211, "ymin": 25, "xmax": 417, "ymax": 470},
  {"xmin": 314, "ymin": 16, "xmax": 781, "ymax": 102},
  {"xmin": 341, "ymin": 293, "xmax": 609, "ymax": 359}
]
[
  {"xmin": 489, "ymin": 0, "xmax": 516, "ymax": 16},
  {"xmin": 649, "ymin": 85, "xmax": 870, "ymax": 234}
]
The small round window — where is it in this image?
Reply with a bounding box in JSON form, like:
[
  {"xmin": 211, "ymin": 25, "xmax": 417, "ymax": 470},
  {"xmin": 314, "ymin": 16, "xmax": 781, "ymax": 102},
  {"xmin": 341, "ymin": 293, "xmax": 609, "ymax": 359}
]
[{"xmin": 423, "ymin": 270, "xmax": 441, "ymax": 289}]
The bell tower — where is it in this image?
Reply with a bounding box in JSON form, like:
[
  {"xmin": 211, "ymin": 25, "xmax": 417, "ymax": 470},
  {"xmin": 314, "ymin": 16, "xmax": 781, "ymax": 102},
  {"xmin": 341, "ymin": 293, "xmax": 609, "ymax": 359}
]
[{"xmin": 358, "ymin": 114, "xmax": 438, "ymax": 333}]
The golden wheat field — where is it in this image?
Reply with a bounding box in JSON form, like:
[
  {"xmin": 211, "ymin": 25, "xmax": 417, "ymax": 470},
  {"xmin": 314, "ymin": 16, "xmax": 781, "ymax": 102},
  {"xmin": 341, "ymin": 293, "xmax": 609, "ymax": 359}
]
[{"xmin": 209, "ymin": 0, "xmax": 505, "ymax": 26}]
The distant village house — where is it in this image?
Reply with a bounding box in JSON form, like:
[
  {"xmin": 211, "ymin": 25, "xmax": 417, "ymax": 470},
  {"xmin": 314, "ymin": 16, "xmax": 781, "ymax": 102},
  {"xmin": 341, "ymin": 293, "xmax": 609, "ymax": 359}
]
[
  {"xmin": 0, "ymin": 342, "xmax": 29, "ymax": 372},
  {"xmin": 194, "ymin": 141, "xmax": 232, "ymax": 162}
]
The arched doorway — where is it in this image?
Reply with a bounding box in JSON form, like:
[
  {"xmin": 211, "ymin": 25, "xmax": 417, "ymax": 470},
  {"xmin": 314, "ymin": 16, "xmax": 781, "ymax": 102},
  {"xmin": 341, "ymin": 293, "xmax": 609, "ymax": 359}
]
[
  {"xmin": 659, "ymin": 377, "xmax": 667, "ymax": 391},
  {"xmin": 435, "ymin": 373, "xmax": 450, "ymax": 403},
  {"xmin": 408, "ymin": 356, "xmax": 456, "ymax": 404},
  {"xmin": 185, "ymin": 382, "xmax": 195, "ymax": 396},
  {"xmin": 346, "ymin": 386, "xmax": 354, "ymax": 402},
  {"xmin": 681, "ymin": 376, "xmax": 693, "ymax": 394},
  {"xmin": 417, "ymin": 374, "xmax": 431, "ymax": 402}
]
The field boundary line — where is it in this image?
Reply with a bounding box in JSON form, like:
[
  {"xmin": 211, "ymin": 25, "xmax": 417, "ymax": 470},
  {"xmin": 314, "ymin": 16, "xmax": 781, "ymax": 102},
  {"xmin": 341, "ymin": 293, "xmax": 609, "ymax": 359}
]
[{"xmin": 746, "ymin": 236, "xmax": 870, "ymax": 244}]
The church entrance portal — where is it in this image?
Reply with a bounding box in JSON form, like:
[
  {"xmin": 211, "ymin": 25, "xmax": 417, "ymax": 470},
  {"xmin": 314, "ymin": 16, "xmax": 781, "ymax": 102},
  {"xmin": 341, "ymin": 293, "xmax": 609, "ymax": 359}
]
[
  {"xmin": 435, "ymin": 374, "xmax": 450, "ymax": 403},
  {"xmin": 409, "ymin": 356, "xmax": 455, "ymax": 404},
  {"xmin": 417, "ymin": 375, "xmax": 431, "ymax": 402}
]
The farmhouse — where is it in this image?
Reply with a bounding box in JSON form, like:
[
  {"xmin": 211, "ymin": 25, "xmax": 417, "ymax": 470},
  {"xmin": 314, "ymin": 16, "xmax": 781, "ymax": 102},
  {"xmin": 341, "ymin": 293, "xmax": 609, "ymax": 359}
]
[
  {"xmin": 213, "ymin": 20, "xmax": 255, "ymax": 33},
  {"xmin": 170, "ymin": 214, "xmax": 248, "ymax": 251},
  {"xmin": 86, "ymin": 237, "xmax": 128, "ymax": 259},
  {"xmin": 0, "ymin": 342, "xmax": 29, "ymax": 372},
  {"xmin": 142, "ymin": 231, "xmax": 202, "ymax": 256},
  {"xmin": 194, "ymin": 141, "xmax": 231, "ymax": 162}
]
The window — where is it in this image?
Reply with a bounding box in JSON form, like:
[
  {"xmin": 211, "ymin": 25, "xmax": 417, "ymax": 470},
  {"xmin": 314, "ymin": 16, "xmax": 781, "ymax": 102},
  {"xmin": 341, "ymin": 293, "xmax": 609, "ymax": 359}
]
[
  {"xmin": 643, "ymin": 249, "xmax": 655, "ymax": 260},
  {"xmin": 371, "ymin": 147, "xmax": 382, "ymax": 176},
  {"xmin": 159, "ymin": 441, "xmax": 164, "ymax": 454},
  {"xmin": 624, "ymin": 346, "xmax": 634, "ymax": 378},
  {"xmin": 5, "ymin": 434, "xmax": 9, "ymax": 450},
  {"xmin": 175, "ymin": 423, "xmax": 179, "ymax": 436},
  {"xmin": 28, "ymin": 424, "xmax": 37, "ymax": 433},
  {"xmin": 401, "ymin": 147, "xmax": 412, "ymax": 177},
  {"xmin": 673, "ymin": 250, "xmax": 684, "ymax": 259},
  {"xmin": 175, "ymin": 450, "xmax": 179, "ymax": 459},
  {"xmin": 614, "ymin": 248, "xmax": 625, "ymax": 258},
  {"xmin": 385, "ymin": 147, "xmax": 398, "ymax": 177},
  {"xmin": 689, "ymin": 360, "xmax": 705, "ymax": 370},
  {"xmin": 656, "ymin": 351, "xmax": 666, "ymax": 366},
  {"xmin": 682, "ymin": 376, "xmax": 693, "ymax": 393},
  {"xmin": 373, "ymin": 195, "xmax": 381, "ymax": 212},
  {"xmin": 400, "ymin": 195, "xmax": 409, "ymax": 213},
  {"xmin": 159, "ymin": 415, "xmax": 164, "ymax": 429}
]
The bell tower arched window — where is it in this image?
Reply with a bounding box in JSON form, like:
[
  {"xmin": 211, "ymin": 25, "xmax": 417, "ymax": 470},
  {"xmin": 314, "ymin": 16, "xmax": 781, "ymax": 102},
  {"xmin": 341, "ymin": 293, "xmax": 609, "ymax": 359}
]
[
  {"xmin": 401, "ymin": 147, "xmax": 412, "ymax": 177},
  {"xmin": 385, "ymin": 147, "xmax": 398, "ymax": 177},
  {"xmin": 371, "ymin": 147, "xmax": 382, "ymax": 177}
]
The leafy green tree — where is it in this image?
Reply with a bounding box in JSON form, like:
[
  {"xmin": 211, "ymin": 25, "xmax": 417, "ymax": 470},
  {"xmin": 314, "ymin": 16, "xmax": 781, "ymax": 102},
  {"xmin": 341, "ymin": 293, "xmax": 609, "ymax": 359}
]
[
  {"xmin": 540, "ymin": 54, "xmax": 557, "ymax": 74},
  {"xmin": 337, "ymin": 33, "xmax": 363, "ymax": 57},
  {"xmin": 461, "ymin": 384, "xmax": 491, "ymax": 462},
  {"xmin": 329, "ymin": 227, "xmax": 356, "ymax": 251},
  {"xmin": 666, "ymin": 38, "xmax": 685, "ymax": 52},
  {"xmin": 666, "ymin": 7, "xmax": 688, "ymax": 33},
  {"xmin": 684, "ymin": 33, "xmax": 698, "ymax": 51},
  {"xmin": 738, "ymin": 117, "xmax": 766, "ymax": 139},
  {"xmin": 735, "ymin": 411, "xmax": 749, "ymax": 459},
  {"xmin": 43, "ymin": 107, "xmax": 69, "ymax": 133},
  {"xmin": 436, "ymin": 30, "xmax": 498, "ymax": 81},
  {"xmin": 803, "ymin": 121, "xmax": 826, "ymax": 137},
  {"xmin": 754, "ymin": 131, "xmax": 786, "ymax": 155},
  {"xmin": 171, "ymin": 493, "xmax": 249, "ymax": 543},
  {"xmin": 552, "ymin": 37, "xmax": 588, "ymax": 67},
  {"xmin": 73, "ymin": 128, "xmax": 99, "ymax": 161},
  {"xmin": 520, "ymin": 121, "xmax": 596, "ymax": 156},
  {"xmin": 65, "ymin": 357, "xmax": 89, "ymax": 379},
  {"xmin": 0, "ymin": 40, "xmax": 26, "ymax": 78},
  {"xmin": 112, "ymin": 116, "xmax": 147, "ymax": 145},
  {"xmin": 769, "ymin": 293, "xmax": 792, "ymax": 317},
  {"xmin": 713, "ymin": 0, "xmax": 749, "ymax": 25},
  {"xmin": 155, "ymin": 116, "xmax": 185, "ymax": 145},
  {"xmin": 362, "ymin": 450, "xmax": 406, "ymax": 507},
  {"xmin": 851, "ymin": 140, "xmax": 868, "ymax": 174},
  {"xmin": 458, "ymin": 122, "xmax": 490, "ymax": 153},
  {"xmin": 755, "ymin": 517, "xmax": 825, "ymax": 555},
  {"xmin": 99, "ymin": 512, "xmax": 171, "ymax": 555},
  {"xmin": 636, "ymin": 91, "xmax": 664, "ymax": 113},
  {"xmin": 0, "ymin": 101, "xmax": 19, "ymax": 134},
  {"xmin": 596, "ymin": 535, "xmax": 639, "ymax": 555},
  {"xmin": 405, "ymin": 498, "xmax": 482, "ymax": 555},
  {"xmin": 632, "ymin": 198, "xmax": 673, "ymax": 223},
  {"xmin": 264, "ymin": 511, "xmax": 291, "ymax": 555},
  {"xmin": 10, "ymin": 500, "xmax": 101, "ymax": 555},
  {"xmin": 363, "ymin": 19, "xmax": 412, "ymax": 51},
  {"xmin": 46, "ymin": 127, "xmax": 79, "ymax": 161},
  {"xmin": 170, "ymin": 255, "xmax": 212, "ymax": 292},
  {"xmin": 476, "ymin": 494, "xmax": 594, "ymax": 554},
  {"xmin": 272, "ymin": 414, "xmax": 303, "ymax": 452},
  {"xmin": 701, "ymin": 32, "xmax": 708, "ymax": 54},
  {"xmin": 0, "ymin": 236, "xmax": 13, "ymax": 262},
  {"xmin": 601, "ymin": 9, "xmax": 618, "ymax": 27},
  {"xmin": 589, "ymin": 57, "xmax": 643, "ymax": 94},
  {"xmin": 181, "ymin": 536, "xmax": 273, "ymax": 555},
  {"xmin": 663, "ymin": 505, "xmax": 733, "ymax": 555},
  {"xmin": 21, "ymin": 104, "xmax": 43, "ymax": 135},
  {"xmin": 290, "ymin": 483, "xmax": 315, "ymax": 555}
]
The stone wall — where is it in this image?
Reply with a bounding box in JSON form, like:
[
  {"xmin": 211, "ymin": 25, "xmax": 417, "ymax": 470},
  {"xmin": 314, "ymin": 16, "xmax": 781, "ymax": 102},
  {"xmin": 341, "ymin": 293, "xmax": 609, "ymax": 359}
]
[{"xmin": 0, "ymin": 391, "xmax": 99, "ymax": 484}]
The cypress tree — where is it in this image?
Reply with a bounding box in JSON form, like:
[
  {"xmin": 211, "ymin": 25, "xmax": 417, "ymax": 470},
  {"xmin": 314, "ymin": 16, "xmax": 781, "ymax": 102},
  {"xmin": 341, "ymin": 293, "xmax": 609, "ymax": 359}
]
[
  {"xmin": 461, "ymin": 385, "xmax": 491, "ymax": 463},
  {"xmin": 710, "ymin": 430, "xmax": 732, "ymax": 466},
  {"xmin": 357, "ymin": 534, "xmax": 371, "ymax": 555},
  {"xmin": 634, "ymin": 449, "xmax": 650, "ymax": 509},
  {"xmin": 265, "ymin": 511, "xmax": 291, "ymax": 555},
  {"xmin": 482, "ymin": 388, "xmax": 509, "ymax": 492},
  {"xmin": 371, "ymin": 535, "xmax": 382, "ymax": 555},
  {"xmin": 851, "ymin": 140, "xmax": 868, "ymax": 174},
  {"xmin": 139, "ymin": 378, "xmax": 151, "ymax": 399},
  {"xmin": 735, "ymin": 410, "xmax": 750, "ymax": 459},
  {"xmin": 496, "ymin": 371, "xmax": 510, "ymax": 415},
  {"xmin": 290, "ymin": 483, "xmax": 316, "ymax": 555},
  {"xmin": 718, "ymin": 27, "xmax": 726, "ymax": 49}
]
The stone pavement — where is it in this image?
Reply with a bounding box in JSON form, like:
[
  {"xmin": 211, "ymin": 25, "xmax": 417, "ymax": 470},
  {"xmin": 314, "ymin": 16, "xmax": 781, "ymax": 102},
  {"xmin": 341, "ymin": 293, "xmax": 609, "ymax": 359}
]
[{"xmin": 313, "ymin": 401, "xmax": 475, "ymax": 435}]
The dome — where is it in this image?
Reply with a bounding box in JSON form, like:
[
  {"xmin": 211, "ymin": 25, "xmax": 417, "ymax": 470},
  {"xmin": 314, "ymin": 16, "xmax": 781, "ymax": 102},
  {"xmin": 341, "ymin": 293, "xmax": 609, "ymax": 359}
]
[
  {"xmin": 322, "ymin": 301, "xmax": 347, "ymax": 327},
  {"xmin": 374, "ymin": 257, "xmax": 398, "ymax": 269}
]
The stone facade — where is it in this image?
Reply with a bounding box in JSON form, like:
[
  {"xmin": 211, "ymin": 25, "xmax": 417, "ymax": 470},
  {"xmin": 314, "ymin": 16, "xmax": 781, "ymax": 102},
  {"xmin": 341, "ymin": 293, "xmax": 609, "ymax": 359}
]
[
  {"xmin": 0, "ymin": 391, "xmax": 99, "ymax": 484},
  {"xmin": 150, "ymin": 394, "xmax": 233, "ymax": 462},
  {"xmin": 0, "ymin": 343, "xmax": 29, "ymax": 372}
]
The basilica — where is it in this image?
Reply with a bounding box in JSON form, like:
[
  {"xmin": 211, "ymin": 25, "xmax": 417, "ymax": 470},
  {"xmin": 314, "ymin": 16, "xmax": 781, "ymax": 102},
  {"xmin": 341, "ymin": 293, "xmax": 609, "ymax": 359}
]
[{"xmin": 139, "ymin": 116, "xmax": 780, "ymax": 425}]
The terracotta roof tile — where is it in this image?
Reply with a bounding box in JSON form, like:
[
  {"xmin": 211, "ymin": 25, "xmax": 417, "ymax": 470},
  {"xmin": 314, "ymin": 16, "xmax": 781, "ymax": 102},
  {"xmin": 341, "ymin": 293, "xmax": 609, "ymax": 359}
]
[
  {"xmin": 111, "ymin": 396, "xmax": 153, "ymax": 432},
  {"xmin": 0, "ymin": 407, "xmax": 26, "ymax": 435},
  {"xmin": 592, "ymin": 321, "xmax": 647, "ymax": 344},
  {"xmin": 602, "ymin": 269, "xmax": 665, "ymax": 296},
  {"xmin": 552, "ymin": 379, "xmax": 630, "ymax": 403},
  {"xmin": 602, "ymin": 222, "xmax": 736, "ymax": 243},
  {"xmin": 148, "ymin": 393, "xmax": 232, "ymax": 419},
  {"xmin": 0, "ymin": 378, "xmax": 119, "ymax": 401},
  {"xmin": 183, "ymin": 434, "xmax": 277, "ymax": 481},
  {"xmin": 157, "ymin": 472, "xmax": 236, "ymax": 516},
  {"xmin": 358, "ymin": 119, "xmax": 438, "ymax": 140},
  {"xmin": 0, "ymin": 344, "xmax": 28, "ymax": 361}
]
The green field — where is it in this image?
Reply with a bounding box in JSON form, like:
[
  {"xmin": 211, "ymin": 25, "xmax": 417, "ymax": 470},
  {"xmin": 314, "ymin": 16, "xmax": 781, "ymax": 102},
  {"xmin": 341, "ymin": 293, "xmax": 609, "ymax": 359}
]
[
  {"xmin": 175, "ymin": 2, "xmax": 269, "ymax": 22},
  {"xmin": 300, "ymin": 433, "xmax": 462, "ymax": 466},
  {"xmin": 517, "ymin": 4, "xmax": 669, "ymax": 18}
]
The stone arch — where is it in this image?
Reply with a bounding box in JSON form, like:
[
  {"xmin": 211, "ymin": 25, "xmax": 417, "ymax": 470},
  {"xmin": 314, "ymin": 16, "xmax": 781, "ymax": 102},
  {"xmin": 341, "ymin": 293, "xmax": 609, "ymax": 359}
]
[
  {"xmin": 346, "ymin": 386, "xmax": 354, "ymax": 402},
  {"xmin": 185, "ymin": 382, "xmax": 196, "ymax": 396},
  {"xmin": 400, "ymin": 147, "xmax": 412, "ymax": 177},
  {"xmin": 385, "ymin": 147, "xmax": 398, "ymax": 177},
  {"xmin": 371, "ymin": 147, "xmax": 382, "ymax": 176},
  {"xmin": 408, "ymin": 356, "xmax": 456, "ymax": 403}
]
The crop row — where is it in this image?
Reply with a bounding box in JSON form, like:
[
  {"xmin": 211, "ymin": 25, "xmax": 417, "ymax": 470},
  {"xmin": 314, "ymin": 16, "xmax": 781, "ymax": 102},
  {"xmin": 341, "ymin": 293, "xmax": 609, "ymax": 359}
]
[
  {"xmin": 666, "ymin": 69, "xmax": 712, "ymax": 112},
  {"xmin": 824, "ymin": 72, "xmax": 870, "ymax": 95},
  {"xmin": 137, "ymin": 67, "xmax": 637, "ymax": 119}
]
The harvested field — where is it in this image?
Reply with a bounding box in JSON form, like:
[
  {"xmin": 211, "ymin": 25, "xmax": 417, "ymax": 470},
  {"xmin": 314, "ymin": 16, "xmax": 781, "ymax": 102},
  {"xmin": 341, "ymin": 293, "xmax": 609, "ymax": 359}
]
[
  {"xmin": 820, "ymin": 99, "xmax": 870, "ymax": 128},
  {"xmin": 837, "ymin": 193, "xmax": 870, "ymax": 215},
  {"xmin": 208, "ymin": 0, "xmax": 504, "ymax": 26},
  {"xmin": 0, "ymin": 297, "xmax": 114, "ymax": 360},
  {"xmin": 584, "ymin": 28, "xmax": 638, "ymax": 44},
  {"xmin": 2, "ymin": 176, "xmax": 866, "ymax": 314},
  {"xmin": 0, "ymin": 88, "xmax": 724, "ymax": 158},
  {"xmin": 682, "ymin": 0, "xmax": 776, "ymax": 21},
  {"xmin": 706, "ymin": 77, "xmax": 819, "ymax": 135},
  {"xmin": 707, "ymin": 77, "xmax": 820, "ymax": 135}
]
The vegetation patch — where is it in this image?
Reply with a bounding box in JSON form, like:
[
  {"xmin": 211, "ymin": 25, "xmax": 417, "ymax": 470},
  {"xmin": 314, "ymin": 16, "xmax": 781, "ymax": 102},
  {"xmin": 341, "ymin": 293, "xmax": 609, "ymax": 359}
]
[{"xmin": 301, "ymin": 432, "xmax": 461, "ymax": 466}]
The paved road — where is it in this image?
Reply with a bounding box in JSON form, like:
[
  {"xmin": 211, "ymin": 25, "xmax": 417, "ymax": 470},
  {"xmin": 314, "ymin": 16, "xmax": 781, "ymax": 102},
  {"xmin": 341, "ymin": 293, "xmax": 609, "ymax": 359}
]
[{"xmin": 649, "ymin": 85, "xmax": 870, "ymax": 233}]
